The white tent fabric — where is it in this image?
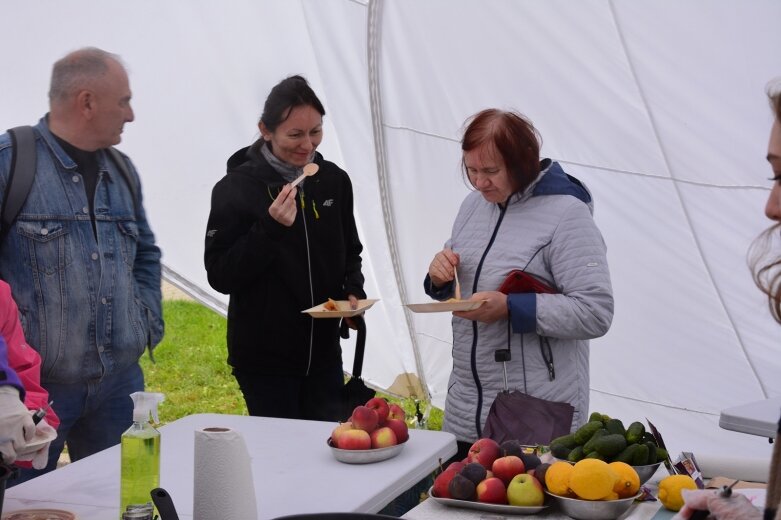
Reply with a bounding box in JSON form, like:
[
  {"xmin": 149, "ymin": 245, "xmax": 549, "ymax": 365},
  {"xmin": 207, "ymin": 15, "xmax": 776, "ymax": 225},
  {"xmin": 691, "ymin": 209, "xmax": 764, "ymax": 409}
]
[{"xmin": 2, "ymin": 0, "xmax": 780, "ymax": 463}]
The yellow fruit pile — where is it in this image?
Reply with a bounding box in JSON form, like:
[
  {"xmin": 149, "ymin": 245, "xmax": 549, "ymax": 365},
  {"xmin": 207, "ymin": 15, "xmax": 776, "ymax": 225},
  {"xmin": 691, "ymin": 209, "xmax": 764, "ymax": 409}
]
[
  {"xmin": 658, "ymin": 474, "xmax": 698, "ymax": 511},
  {"xmin": 545, "ymin": 459, "xmax": 640, "ymax": 501}
]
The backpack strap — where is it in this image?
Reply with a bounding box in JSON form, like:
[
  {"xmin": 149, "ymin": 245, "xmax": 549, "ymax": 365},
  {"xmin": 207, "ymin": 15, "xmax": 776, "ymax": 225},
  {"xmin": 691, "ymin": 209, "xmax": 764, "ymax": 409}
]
[
  {"xmin": 1, "ymin": 126, "xmax": 37, "ymax": 245},
  {"xmin": 106, "ymin": 147, "xmax": 139, "ymax": 216}
]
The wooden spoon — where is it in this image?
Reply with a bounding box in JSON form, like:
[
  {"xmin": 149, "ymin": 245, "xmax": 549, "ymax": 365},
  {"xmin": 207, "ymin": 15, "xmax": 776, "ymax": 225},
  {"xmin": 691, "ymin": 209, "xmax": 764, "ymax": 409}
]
[
  {"xmin": 290, "ymin": 163, "xmax": 319, "ymax": 187},
  {"xmin": 453, "ymin": 267, "xmax": 462, "ymax": 300}
]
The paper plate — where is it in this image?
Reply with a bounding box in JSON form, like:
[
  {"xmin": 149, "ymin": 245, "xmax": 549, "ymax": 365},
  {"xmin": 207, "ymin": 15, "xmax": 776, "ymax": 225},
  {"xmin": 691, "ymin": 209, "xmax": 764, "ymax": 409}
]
[
  {"xmin": 302, "ymin": 298, "xmax": 378, "ymax": 318},
  {"xmin": 327, "ymin": 438, "xmax": 405, "ymax": 464},
  {"xmin": 16, "ymin": 427, "xmax": 57, "ymax": 456},
  {"xmin": 1, "ymin": 510, "xmax": 76, "ymax": 520},
  {"xmin": 405, "ymin": 300, "xmax": 486, "ymax": 313},
  {"xmin": 427, "ymin": 487, "xmax": 548, "ymax": 515}
]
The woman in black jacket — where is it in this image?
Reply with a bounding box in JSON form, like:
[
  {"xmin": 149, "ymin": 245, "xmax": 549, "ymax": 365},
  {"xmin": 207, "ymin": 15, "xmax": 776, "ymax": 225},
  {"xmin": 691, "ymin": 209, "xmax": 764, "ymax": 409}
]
[{"xmin": 204, "ymin": 75, "xmax": 366, "ymax": 421}]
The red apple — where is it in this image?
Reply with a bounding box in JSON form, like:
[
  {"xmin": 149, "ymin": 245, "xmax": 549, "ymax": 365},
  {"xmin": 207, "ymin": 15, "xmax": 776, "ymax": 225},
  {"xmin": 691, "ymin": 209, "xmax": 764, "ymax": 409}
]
[
  {"xmin": 476, "ymin": 476, "xmax": 507, "ymax": 504},
  {"xmin": 370, "ymin": 426, "xmax": 397, "ymax": 449},
  {"xmin": 432, "ymin": 468, "xmax": 459, "ymax": 498},
  {"xmin": 387, "ymin": 403, "xmax": 405, "ymax": 421},
  {"xmin": 350, "ymin": 405, "xmax": 379, "ymax": 433},
  {"xmin": 330, "ymin": 421, "xmax": 354, "ymax": 446},
  {"xmin": 385, "ymin": 418, "xmax": 409, "ymax": 443},
  {"xmin": 506, "ymin": 473, "xmax": 544, "ymax": 507},
  {"xmin": 468, "ymin": 438, "xmax": 501, "ymax": 469},
  {"xmin": 336, "ymin": 428, "xmax": 371, "ymax": 450},
  {"xmin": 492, "ymin": 455, "xmax": 526, "ymax": 485},
  {"xmin": 365, "ymin": 397, "xmax": 390, "ymax": 424},
  {"xmin": 444, "ymin": 461, "xmax": 466, "ymax": 476}
]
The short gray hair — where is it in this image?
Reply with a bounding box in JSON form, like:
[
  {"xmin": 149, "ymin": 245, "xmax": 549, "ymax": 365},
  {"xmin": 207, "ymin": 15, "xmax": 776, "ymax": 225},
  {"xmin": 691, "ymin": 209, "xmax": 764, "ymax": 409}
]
[{"xmin": 48, "ymin": 47, "xmax": 124, "ymax": 103}]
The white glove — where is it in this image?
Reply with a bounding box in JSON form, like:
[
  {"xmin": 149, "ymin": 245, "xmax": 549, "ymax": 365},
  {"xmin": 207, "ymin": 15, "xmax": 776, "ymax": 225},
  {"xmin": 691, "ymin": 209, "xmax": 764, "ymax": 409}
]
[
  {"xmin": 673, "ymin": 488, "xmax": 763, "ymax": 520},
  {"xmin": 0, "ymin": 385, "xmax": 36, "ymax": 465},
  {"xmin": 14, "ymin": 418, "xmax": 56, "ymax": 469}
]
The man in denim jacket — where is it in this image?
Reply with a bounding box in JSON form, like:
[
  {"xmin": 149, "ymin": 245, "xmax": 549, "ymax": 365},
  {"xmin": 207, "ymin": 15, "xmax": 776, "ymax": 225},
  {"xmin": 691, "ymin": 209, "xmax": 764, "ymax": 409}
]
[{"xmin": 0, "ymin": 47, "xmax": 163, "ymax": 482}]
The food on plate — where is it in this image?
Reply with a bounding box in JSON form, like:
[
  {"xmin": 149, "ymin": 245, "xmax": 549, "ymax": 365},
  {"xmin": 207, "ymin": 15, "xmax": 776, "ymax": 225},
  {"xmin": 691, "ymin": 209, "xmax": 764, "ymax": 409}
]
[
  {"xmin": 430, "ymin": 440, "xmax": 547, "ymax": 507},
  {"xmin": 323, "ymin": 298, "xmax": 339, "ymax": 311},
  {"xmin": 507, "ymin": 473, "xmax": 545, "ymax": 506}
]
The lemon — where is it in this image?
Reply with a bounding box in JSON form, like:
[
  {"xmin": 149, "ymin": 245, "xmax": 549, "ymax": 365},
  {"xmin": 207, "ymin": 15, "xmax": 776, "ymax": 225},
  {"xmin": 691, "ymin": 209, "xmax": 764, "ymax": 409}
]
[
  {"xmin": 545, "ymin": 461, "xmax": 574, "ymax": 496},
  {"xmin": 658, "ymin": 474, "xmax": 698, "ymax": 511},
  {"xmin": 608, "ymin": 461, "xmax": 640, "ymax": 499},
  {"xmin": 569, "ymin": 459, "xmax": 618, "ymax": 500}
]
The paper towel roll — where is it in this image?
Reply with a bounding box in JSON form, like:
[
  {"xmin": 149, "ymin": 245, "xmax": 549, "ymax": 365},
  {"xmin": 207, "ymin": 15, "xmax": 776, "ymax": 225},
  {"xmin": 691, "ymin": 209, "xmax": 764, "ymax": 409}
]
[
  {"xmin": 694, "ymin": 453, "xmax": 770, "ymax": 483},
  {"xmin": 193, "ymin": 427, "xmax": 258, "ymax": 520}
]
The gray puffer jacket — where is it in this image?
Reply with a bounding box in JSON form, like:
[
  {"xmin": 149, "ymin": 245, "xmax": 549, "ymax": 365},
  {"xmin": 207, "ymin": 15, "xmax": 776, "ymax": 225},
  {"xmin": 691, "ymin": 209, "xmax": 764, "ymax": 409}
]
[{"xmin": 425, "ymin": 160, "xmax": 614, "ymax": 443}]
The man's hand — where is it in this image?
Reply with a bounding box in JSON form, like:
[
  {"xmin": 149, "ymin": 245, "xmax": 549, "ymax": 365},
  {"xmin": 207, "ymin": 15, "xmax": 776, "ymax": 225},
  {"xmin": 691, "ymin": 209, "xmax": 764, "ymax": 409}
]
[
  {"xmin": 0, "ymin": 385, "xmax": 36, "ymax": 464},
  {"xmin": 268, "ymin": 184, "xmax": 298, "ymax": 227}
]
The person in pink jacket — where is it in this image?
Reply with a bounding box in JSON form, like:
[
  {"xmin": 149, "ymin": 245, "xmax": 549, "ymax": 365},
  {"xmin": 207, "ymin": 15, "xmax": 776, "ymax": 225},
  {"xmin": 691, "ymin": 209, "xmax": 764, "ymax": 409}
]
[{"xmin": 0, "ymin": 280, "xmax": 58, "ymax": 468}]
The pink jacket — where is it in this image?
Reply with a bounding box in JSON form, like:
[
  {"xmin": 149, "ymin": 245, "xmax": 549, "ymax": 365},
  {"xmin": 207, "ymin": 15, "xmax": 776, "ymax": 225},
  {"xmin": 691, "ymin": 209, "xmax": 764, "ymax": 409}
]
[{"xmin": 1, "ymin": 280, "xmax": 60, "ymax": 430}]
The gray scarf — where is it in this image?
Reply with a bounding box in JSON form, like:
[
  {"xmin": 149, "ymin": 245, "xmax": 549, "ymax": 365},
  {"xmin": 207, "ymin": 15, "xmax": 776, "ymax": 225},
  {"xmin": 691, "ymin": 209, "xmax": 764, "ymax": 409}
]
[{"xmin": 259, "ymin": 141, "xmax": 306, "ymax": 186}]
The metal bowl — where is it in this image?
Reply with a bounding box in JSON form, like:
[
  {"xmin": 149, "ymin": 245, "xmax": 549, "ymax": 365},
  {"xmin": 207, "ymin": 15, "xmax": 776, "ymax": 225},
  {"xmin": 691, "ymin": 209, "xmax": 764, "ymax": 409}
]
[
  {"xmin": 545, "ymin": 491, "xmax": 641, "ymax": 520},
  {"xmin": 633, "ymin": 461, "xmax": 662, "ymax": 485},
  {"xmin": 327, "ymin": 438, "xmax": 406, "ymax": 464}
]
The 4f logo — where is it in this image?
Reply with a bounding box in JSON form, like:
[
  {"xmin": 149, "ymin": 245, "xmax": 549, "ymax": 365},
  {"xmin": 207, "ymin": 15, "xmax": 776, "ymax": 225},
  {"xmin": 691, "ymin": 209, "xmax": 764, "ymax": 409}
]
[{"xmin": 322, "ymin": 199, "xmax": 334, "ymax": 207}]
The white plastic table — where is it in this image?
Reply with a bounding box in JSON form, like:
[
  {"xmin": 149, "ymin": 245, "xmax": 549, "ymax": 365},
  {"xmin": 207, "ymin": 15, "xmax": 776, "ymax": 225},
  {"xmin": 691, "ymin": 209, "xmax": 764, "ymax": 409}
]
[
  {"xmin": 719, "ymin": 396, "xmax": 781, "ymax": 439},
  {"xmin": 4, "ymin": 413, "xmax": 457, "ymax": 519}
]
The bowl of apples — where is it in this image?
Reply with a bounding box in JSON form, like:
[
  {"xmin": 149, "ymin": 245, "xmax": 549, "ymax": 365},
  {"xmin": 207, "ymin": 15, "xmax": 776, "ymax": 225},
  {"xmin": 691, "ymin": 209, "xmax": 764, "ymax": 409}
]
[
  {"xmin": 327, "ymin": 398, "xmax": 409, "ymax": 464},
  {"xmin": 428, "ymin": 437, "xmax": 549, "ymax": 514}
]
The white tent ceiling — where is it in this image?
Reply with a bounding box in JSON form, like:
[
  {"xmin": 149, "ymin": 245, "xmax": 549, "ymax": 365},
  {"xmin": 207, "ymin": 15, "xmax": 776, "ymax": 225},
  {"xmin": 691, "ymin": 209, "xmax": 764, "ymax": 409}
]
[{"xmin": 2, "ymin": 0, "xmax": 780, "ymax": 462}]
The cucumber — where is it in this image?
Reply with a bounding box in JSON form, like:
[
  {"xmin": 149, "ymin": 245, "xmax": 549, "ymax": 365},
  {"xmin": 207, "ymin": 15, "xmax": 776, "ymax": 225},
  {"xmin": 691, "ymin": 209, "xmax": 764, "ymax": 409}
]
[
  {"xmin": 567, "ymin": 445, "xmax": 586, "ymax": 462},
  {"xmin": 631, "ymin": 443, "xmax": 650, "ymax": 466},
  {"xmin": 593, "ymin": 433, "xmax": 628, "ymax": 458},
  {"xmin": 625, "ymin": 421, "xmax": 646, "ymax": 445},
  {"xmin": 585, "ymin": 451, "xmax": 605, "ymax": 460},
  {"xmin": 605, "ymin": 418, "xmax": 626, "ymax": 437},
  {"xmin": 550, "ymin": 433, "xmax": 578, "ymax": 449},
  {"xmin": 614, "ymin": 443, "xmax": 640, "ymax": 464},
  {"xmin": 656, "ymin": 447, "xmax": 669, "ymax": 463},
  {"xmin": 588, "ymin": 412, "xmax": 605, "ymax": 424},
  {"xmin": 644, "ymin": 441, "xmax": 657, "ymax": 465},
  {"xmin": 582, "ymin": 429, "xmax": 609, "ymax": 454},
  {"xmin": 574, "ymin": 421, "xmax": 604, "ymax": 445},
  {"xmin": 550, "ymin": 442, "xmax": 571, "ymax": 460}
]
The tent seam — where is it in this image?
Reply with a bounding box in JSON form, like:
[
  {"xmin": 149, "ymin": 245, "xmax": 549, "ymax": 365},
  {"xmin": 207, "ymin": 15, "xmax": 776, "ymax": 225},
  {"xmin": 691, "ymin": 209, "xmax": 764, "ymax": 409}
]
[
  {"xmin": 367, "ymin": 0, "xmax": 431, "ymax": 401},
  {"xmin": 608, "ymin": 0, "xmax": 767, "ymax": 397}
]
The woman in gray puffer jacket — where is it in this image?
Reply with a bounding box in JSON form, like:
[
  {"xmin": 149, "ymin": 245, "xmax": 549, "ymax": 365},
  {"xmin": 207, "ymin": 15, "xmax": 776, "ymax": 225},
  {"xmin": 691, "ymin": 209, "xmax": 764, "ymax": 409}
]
[{"xmin": 425, "ymin": 109, "xmax": 614, "ymax": 458}]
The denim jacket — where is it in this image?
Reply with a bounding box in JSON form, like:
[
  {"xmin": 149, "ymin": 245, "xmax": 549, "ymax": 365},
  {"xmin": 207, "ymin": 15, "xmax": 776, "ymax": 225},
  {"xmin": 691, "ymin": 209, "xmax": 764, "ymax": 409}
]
[{"xmin": 0, "ymin": 116, "xmax": 163, "ymax": 384}]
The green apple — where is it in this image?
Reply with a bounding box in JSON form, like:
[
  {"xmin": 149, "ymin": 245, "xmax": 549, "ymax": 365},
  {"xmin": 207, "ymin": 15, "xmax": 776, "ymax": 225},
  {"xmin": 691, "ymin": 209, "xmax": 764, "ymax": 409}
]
[{"xmin": 506, "ymin": 473, "xmax": 544, "ymax": 507}]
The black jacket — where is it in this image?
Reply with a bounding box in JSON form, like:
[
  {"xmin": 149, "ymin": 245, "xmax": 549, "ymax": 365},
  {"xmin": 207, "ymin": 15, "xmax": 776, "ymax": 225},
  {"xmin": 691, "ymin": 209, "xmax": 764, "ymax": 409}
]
[{"xmin": 204, "ymin": 143, "xmax": 366, "ymax": 375}]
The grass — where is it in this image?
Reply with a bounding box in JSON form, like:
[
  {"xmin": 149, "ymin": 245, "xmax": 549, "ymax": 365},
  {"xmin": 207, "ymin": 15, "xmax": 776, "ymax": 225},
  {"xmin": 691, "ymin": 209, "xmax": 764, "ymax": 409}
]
[{"xmin": 142, "ymin": 300, "xmax": 444, "ymax": 430}]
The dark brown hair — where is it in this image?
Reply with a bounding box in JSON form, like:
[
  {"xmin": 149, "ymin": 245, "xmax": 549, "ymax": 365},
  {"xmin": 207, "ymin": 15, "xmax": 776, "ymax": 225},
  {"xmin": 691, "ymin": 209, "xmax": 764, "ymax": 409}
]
[
  {"xmin": 259, "ymin": 75, "xmax": 325, "ymax": 132},
  {"xmin": 461, "ymin": 109, "xmax": 541, "ymax": 193},
  {"xmin": 749, "ymin": 83, "xmax": 781, "ymax": 323}
]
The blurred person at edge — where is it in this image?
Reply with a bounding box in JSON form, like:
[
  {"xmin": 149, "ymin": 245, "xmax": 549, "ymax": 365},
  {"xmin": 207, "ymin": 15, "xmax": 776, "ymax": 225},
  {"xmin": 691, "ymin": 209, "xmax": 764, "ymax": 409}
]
[
  {"xmin": 674, "ymin": 85, "xmax": 781, "ymax": 520},
  {"xmin": 204, "ymin": 75, "xmax": 366, "ymax": 421},
  {"xmin": 0, "ymin": 280, "xmax": 59, "ymax": 469},
  {"xmin": 0, "ymin": 48, "xmax": 163, "ymax": 485},
  {"xmin": 424, "ymin": 109, "xmax": 614, "ymax": 459}
]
